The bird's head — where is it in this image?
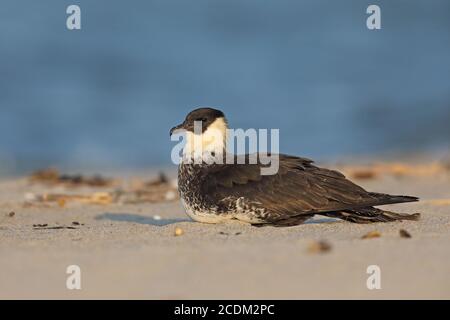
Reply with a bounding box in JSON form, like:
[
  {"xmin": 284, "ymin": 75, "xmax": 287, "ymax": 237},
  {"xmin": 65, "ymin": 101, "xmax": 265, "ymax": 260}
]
[{"xmin": 170, "ymin": 107, "xmax": 228, "ymax": 159}]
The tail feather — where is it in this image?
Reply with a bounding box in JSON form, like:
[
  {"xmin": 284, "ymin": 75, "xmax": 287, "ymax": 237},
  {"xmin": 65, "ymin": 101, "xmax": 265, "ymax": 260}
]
[
  {"xmin": 320, "ymin": 207, "xmax": 420, "ymax": 224},
  {"xmin": 369, "ymin": 193, "xmax": 419, "ymax": 205}
]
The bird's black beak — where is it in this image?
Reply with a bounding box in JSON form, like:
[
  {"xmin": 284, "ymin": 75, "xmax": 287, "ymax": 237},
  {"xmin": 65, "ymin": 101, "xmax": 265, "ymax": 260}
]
[{"xmin": 170, "ymin": 123, "xmax": 185, "ymax": 136}]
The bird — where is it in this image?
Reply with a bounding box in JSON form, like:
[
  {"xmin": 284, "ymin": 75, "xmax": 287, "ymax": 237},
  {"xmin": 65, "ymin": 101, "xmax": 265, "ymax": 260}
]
[{"xmin": 170, "ymin": 107, "xmax": 420, "ymax": 227}]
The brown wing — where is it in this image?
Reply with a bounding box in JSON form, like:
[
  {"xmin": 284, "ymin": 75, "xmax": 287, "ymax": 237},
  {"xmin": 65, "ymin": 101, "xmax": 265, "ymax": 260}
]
[{"xmin": 204, "ymin": 154, "xmax": 417, "ymax": 221}]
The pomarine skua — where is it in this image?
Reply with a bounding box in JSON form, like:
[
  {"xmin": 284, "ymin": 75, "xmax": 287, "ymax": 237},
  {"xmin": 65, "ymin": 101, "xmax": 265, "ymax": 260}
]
[{"xmin": 170, "ymin": 107, "xmax": 420, "ymax": 227}]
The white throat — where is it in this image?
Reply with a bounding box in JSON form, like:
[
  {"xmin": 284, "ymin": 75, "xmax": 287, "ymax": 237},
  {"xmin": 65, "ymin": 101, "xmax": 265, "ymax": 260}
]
[{"xmin": 183, "ymin": 117, "xmax": 227, "ymax": 163}]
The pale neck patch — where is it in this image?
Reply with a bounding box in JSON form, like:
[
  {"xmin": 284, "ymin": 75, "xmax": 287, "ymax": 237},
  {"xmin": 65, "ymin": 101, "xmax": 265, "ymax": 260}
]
[{"xmin": 183, "ymin": 117, "xmax": 227, "ymax": 163}]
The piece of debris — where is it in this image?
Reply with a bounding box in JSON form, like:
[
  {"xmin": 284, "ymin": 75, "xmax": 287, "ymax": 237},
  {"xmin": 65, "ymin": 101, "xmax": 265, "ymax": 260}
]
[
  {"xmin": 89, "ymin": 192, "xmax": 114, "ymax": 204},
  {"xmin": 146, "ymin": 172, "xmax": 169, "ymax": 186},
  {"xmin": 72, "ymin": 221, "xmax": 80, "ymax": 226},
  {"xmin": 218, "ymin": 231, "xmax": 242, "ymax": 236},
  {"xmin": 29, "ymin": 168, "xmax": 115, "ymax": 187},
  {"xmin": 341, "ymin": 162, "xmax": 446, "ymax": 179},
  {"xmin": 0, "ymin": 211, "xmax": 16, "ymax": 226},
  {"xmin": 26, "ymin": 192, "xmax": 115, "ymax": 206},
  {"xmin": 425, "ymin": 199, "xmax": 450, "ymax": 206},
  {"xmin": 350, "ymin": 169, "xmax": 378, "ymax": 180},
  {"xmin": 29, "ymin": 168, "xmax": 59, "ymax": 183},
  {"xmin": 153, "ymin": 215, "xmax": 162, "ymax": 221},
  {"xmin": 174, "ymin": 227, "xmax": 184, "ymax": 236},
  {"xmin": 24, "ymin": 193, "xmax": 37, "ymax": 202},
  {"xmin": 399, "ymin": 229, "xmax": 412, "ymax": 238},
  {"xmin": 58, "ymin": 199, "xmax": 66, "ymax": 208},
  {"xmin": 33, "ymin": 225, "xmax": 77, "ymax": 230},
  {"xmin": 26, "ymin": 170, "xmax": 178, "ymax": 206},
  {"xmin": 361, "ymin": 231, "xmax": 381, "ymax": 239},
  {"xmin": 123, "ymin": 175, "xmax": 178, "ymax": 203},
  {"xmin": 307, "ymin": 240, "xmax": 332, "ymax": 254}
]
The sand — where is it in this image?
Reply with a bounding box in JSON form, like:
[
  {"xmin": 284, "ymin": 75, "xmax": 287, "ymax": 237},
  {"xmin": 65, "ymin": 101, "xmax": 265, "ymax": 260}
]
[{"xmin": 0, "ymin": 164, "xmax": 449, "ymax": 299}]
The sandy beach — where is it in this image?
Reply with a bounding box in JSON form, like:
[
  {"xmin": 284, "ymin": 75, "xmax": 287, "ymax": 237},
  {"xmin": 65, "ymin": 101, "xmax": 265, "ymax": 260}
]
[{"xmin": 1, "ymin": 161, "xmax": 449, "ymax": 299}]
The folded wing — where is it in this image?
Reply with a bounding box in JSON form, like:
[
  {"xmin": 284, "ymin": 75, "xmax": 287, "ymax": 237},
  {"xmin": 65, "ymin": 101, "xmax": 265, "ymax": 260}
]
[{"xmin": 203, "ymin": 154, "xmax": 418, "ymax": 221}]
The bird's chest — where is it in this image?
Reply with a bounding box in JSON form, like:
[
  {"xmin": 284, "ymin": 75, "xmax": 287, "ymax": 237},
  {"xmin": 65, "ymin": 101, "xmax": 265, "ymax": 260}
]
[
  {"xmin": 177, "ymin": 164, "xmax": 267, "ymax": 224},
  {"xmin": 177, "ymin": 164, "xmax": 227, "ymax": 223},
  {"xmin": 177, "ymin": 164, "xmax": 204, "ymax": 203}
]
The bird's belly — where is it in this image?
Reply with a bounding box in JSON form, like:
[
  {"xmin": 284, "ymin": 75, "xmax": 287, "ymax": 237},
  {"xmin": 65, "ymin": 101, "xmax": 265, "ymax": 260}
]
[
  {"xmin": 180, "ymin": 197, "xmax": 231, "ymax": 224},
  {"xmin": 179, "ymin": 195, "xmax": 266, "ymax": 224},
  {"xmin": 233, "ymin": 212, "xmax": 265, "ymax": 224}
]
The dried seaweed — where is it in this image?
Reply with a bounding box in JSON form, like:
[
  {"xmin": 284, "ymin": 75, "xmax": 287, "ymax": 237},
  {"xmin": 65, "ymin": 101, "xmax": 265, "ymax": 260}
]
[
  {"xmin": 29, "ymin": 168, "xmax": 115, "ymax": 187},
  {"xmin": 116, "ymin": 173, "xmax": 178, "ymax": 204},
  {"xmin": 26, "ymin": 192, "xmax": 115, "ymax": 205},
  {"xmin": 24, "ymin": 172, "xmax": 178, "ymax": 207},
  {"xmin": 341, "ymin": 162, "xmax": 448, "ymax": 180},
  {"xmin": 33, "ymin": 225, "xmax": 77, "ymax": 230}
]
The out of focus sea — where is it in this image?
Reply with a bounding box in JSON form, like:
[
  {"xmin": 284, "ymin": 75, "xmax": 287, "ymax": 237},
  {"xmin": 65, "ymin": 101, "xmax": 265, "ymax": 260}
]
[{"xmin": 1, "ymin": 0, "xmax": 449, "ymax": 175}]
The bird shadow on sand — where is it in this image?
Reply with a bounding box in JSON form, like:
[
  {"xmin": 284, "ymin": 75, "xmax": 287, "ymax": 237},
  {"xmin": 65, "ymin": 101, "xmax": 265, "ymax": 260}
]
[
  {"xmin": 95, "ymin": 213, "xmax": 338, "ymax": 227},
  {"xmin": 304, "ymin": 217, "xmax": 340, "ymax": 224},
  {"xmin": 95, "ymin": 213, "xmax": 191, "ymax": 226}
]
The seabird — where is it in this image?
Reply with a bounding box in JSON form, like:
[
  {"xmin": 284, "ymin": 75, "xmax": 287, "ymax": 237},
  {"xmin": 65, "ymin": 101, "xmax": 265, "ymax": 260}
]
[{"xmin": 170, "ymin": 107, "xmax": 420, "ymax": 226}]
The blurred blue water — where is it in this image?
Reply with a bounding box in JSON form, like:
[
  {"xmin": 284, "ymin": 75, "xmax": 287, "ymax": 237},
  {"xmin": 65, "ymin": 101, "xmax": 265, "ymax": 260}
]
[{"xmin": 1, "ymin": 0, "xmax": 449, "ymax": 174}]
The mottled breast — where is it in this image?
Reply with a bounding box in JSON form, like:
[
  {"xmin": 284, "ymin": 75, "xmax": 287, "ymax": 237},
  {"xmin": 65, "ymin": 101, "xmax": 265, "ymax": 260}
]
[{"xmin": 178, "ymin": 163, "xmax": 229, "ymax": 223}]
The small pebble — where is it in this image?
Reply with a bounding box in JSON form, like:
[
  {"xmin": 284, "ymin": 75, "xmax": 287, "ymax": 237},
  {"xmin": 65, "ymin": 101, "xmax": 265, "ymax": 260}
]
[
  {"xmin": 24, "ymin": 193, "xmax": 37, "ymax": 201},
  {"xmin": 399, "ymin": 229, "xmax": 412, "ymax": 238},
  {"xmin": 174, "ymin": 227, "xmax": 184, "ymax": 236},
  {"xmin": 361, "ymin": 231, "xmax": 381, "ymax": 239},
  {"xmin": 8, "ymin": 211, "xmax": 15, "ymax": 217},
  {"xmin": 165, "ymin": 190, "xmax": 177, "ymax": 201},
  {"xmin": 153, "ymin": 215, "xmax": 162, "ymax": 221},
  {"xmin": 307, "ymin": 240, "xmax": 332, "ymax": 254}
]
